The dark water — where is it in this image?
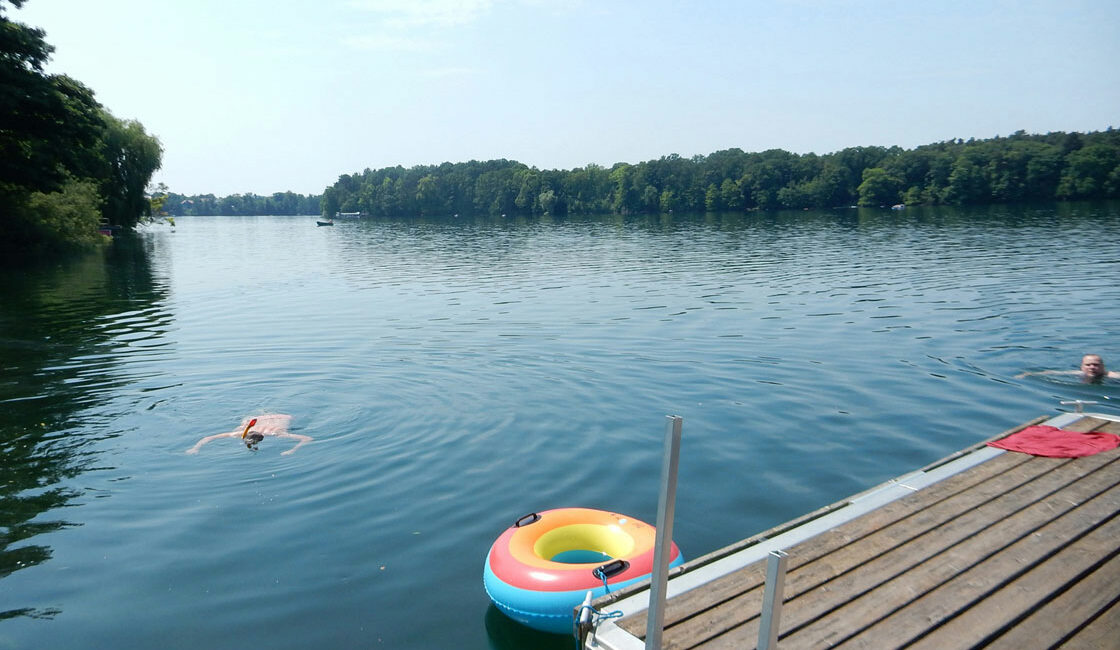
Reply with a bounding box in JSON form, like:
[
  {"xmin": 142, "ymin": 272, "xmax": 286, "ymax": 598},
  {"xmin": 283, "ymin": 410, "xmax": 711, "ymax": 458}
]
[{"xmin": 2, "ymin": 203, "xmax": 1119, "ymax": 649}]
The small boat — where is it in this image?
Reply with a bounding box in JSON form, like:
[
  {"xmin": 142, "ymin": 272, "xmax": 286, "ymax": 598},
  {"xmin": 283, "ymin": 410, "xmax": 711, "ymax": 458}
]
[{"xmin": 316, "ymin": 219, "xmax": 334, "ymax": 227}]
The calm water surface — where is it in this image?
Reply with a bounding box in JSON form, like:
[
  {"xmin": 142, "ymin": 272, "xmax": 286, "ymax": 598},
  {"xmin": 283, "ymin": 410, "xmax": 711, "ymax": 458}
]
[{"xmin": 2, "ymin": 204, "xmax": 1120, "ymax": 649}]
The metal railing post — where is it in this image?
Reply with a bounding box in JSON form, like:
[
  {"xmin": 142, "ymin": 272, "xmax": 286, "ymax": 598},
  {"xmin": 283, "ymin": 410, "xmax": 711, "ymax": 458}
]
[
  {"xmin": 757, "ymin": 549, "xmax": 788, "ymax": 650},
  {"xmin": 645, "ymin": 415, "xmax": 683, "ymax": 649}
]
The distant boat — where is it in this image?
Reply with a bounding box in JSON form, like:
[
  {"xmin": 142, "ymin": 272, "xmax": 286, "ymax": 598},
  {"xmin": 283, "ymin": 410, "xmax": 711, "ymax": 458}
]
[
  {"xmin": 891, "ymin": 204, "xmax": 906, "ymax": 210},
  {"xmin": 334, "ymin": 211, "xmax": 362, "ymax": 218},
  {"xmin": 316, "ymin": 219, "xmax": 334, "ymax": 226}
]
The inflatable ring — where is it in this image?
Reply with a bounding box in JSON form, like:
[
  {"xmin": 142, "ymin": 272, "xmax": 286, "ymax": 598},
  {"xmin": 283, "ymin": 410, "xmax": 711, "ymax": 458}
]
[{"xmin": 483, "ymin": 507, "xmax": 683, "ymax": 634}]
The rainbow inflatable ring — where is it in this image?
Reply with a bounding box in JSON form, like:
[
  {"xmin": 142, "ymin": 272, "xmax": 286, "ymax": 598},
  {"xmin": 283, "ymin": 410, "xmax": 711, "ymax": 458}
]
[{"xmin": 483, "ymin": 507, "xmax": 683, "ymax": 634}]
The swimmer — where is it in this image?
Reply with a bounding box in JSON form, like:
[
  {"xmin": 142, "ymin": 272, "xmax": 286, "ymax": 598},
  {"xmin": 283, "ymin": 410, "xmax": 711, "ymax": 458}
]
[
  {"xmin": 1017, "ymin": 354, "xmax": 1120, "ymax": 382},
  {"xmin": 186, "ymin": 414, "xmax": 311, "ymax": 455}
]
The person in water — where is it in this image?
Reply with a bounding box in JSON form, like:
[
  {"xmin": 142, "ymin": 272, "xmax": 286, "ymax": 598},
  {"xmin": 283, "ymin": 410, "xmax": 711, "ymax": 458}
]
[
  {"xmin": 186, "ymin": 414, "xmax": 311, "ymax": 455},
  {"xmin": 1017, "ymin": 354, "xmax": 1119, "ymax": 382}
]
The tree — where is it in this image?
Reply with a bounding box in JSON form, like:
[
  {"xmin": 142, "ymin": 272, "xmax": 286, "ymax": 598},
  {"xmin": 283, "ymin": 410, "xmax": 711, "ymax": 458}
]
[
  {"xmin": 416, "ymin": 173, "xmax": 452, "ymax": 214},
  {"xmin": 1023, "ymin": 144, "xmax": 1063, "ymax": 199},
  {"xmin": 609, "ymin": 164, "xmax": 640, "ymax": 214},
  {"xmin": 2, "ymin": 3, "xmax": 163, "ymax": 263},
  {"xmin": 514, "ymin": 169, "xmax": 540, "ymax": 213},
  {"xmin": 857, "ymin": 168, "xmax": 903, "ymax": 206},
  {"xmin": 777, "ymin": 181, "xmax": 813, "ymax": 209},
  {"xmin": 314, "ymin": 129, "xmax": 1120, "ymax": 219},
  {"xmin": 147, "ymin": 182, "xmax": 169, "ymax": 220},
  {"xmin": 6, "ymin": 175, "xmax": 102, "ymax": 261},
  {"xmin": 1057, "ymin": 144, "xmax": 1120, "ymax": 199},
  {"xmin": 941, "ymin": 155, "xmax": 988, "ymax": 205},
  {"xmin": 97, "ymin": 111, "xmax": 163, "ymax": 227},
  {"xmin": 0, "ymin": 13, "xmax": 105, "ymax": 199},
  {"xmin": 659, "ymin": 188, "xmax": 678, "ymax": 212},
  {"xmin": 320, "ymin": 186, "xmax": 340, "ymax": 216},
  {"xmin": 538, "ymin": 188, "xmax": 557, "ymax": 214},
  {"xmin": 740, "ymin": 152, "xmax": 795, "ymax": 210}
]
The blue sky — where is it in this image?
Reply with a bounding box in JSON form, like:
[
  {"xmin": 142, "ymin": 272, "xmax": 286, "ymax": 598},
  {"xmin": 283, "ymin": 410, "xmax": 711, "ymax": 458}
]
[{"xmin": 15, "ymin": 0, "xmax": 1120, "ymax": 197}]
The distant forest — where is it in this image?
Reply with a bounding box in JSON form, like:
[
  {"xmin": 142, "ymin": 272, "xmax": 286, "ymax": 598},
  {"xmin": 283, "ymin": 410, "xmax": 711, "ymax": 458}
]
[
  {"xmin": 316, "ymin": 129, "xmax": 1120, "ymax": 218},
  {"xmin": 163, "ymin": 191, "xmax": 321, "ymax": 217}
]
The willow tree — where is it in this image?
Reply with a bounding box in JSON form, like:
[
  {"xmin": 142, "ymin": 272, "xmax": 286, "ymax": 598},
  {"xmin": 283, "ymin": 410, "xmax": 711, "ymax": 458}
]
[{"xmin": 97, "ymin": 112, "xmax": 163, "ymax": 228}]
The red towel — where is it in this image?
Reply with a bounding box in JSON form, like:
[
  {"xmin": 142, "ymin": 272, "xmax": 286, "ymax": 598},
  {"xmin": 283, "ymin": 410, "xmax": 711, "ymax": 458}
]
[{"xmin": 987, "ymin": 425, "xmax": 1120, "ymax": 458}]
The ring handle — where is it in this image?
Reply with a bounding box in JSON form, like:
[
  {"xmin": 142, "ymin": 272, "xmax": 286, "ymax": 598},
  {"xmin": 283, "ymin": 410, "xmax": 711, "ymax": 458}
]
[
  {"xmin": 593, "ymin": 559, "xmax": 630, "ymax": 580},
  {"xmin": 514, "ymin": 512, "xmax": 541, "ymax": 527}
]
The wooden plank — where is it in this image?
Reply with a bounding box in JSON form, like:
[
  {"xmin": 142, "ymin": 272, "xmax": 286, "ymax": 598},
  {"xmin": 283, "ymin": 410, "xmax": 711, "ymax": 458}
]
[
  {"xmin": 1093, "ymin": 419, "xmax": 1120, "ymax": 435},
  {"xmin": 633, "ymin": 415, "xmax": 1051, "ymax": 610},
  {"xmin": 904, "ymin": 508, "xmax": 1120, "ymax": 649},
  {"xmin": 607, "ymin": 416, "xmax": 1120, "ymax": 650},
  {"xmin": 1062, "ymin": 597, "xmax": 1120, "ymax": 650},
  {"xmin": 620, "ymin": 449, "xmax": 1038, "ymax": 638},
  {"xmin": 674, "ymin": 452, "xmax": 1115, "ymax": 647},
  {"xmin": 1063, "ymin": 416, "xmax": 1109, "ymax": 433},
  {"xmin": 701, "ymin": 456, "xmax": 1120, "ymax": 649},
  {"xmin": 837, "ymin": 479, "xmax": 1120, "ymax": 648},
  {"xmin": 983, "ymin": 546, "xmax": 1120, "ymax": 648}
]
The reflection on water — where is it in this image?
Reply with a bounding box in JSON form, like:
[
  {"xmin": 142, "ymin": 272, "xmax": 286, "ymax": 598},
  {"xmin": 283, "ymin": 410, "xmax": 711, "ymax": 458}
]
[
  {"xmin": 484, "ymin": 604, "xmax": 572, "ymax": 649},
  {"xmin": 0, "ymin": 237, "xmax": 169, "ymax": 620},
  {"xmin": 0, "ymin": 204, "xmax": 1118, "ymax": 649}
]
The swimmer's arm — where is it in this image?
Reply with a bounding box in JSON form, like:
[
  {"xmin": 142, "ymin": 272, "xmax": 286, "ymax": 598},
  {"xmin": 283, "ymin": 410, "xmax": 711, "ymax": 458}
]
[
  {"xmin": 277, "ymin": 433, "xmax": 313, "ymax": 456},
  {"xmin": 1015, "ymin": 369, "xmax": 1078, "ymax": 378},
  {"xmin": 185, "ymin": 431, "xmax": 239, "ymax": 454}
]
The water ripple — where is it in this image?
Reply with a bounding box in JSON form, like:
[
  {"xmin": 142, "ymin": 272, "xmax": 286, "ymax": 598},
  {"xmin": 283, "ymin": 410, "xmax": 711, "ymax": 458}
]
[{"xmin": 3, "ymin": 207, "xmax": 1120, "ymax": 649}]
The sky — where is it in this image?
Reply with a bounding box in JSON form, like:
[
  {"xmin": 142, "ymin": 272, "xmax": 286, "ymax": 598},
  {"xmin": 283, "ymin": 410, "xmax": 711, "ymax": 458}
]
[{"xmin": 13, "ymin": 0, "xmax": 1120, "ymax": 197}]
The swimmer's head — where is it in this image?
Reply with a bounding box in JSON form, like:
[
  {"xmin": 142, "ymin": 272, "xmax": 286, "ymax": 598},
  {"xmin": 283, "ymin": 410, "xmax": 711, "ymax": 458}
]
[
  {"xmin": 245, "ymin": 432, "xmax": 264, "ymax": 448},
  {"xmin": 1081, "ymin": 355, "xmax": 1107, "ymax": 379}
]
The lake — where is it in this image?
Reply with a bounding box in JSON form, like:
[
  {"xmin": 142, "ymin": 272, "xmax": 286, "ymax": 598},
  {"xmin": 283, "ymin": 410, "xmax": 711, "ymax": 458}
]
[{"xmin": 2, "ymin": 203, "xmax": 1119, "ymax": 649}]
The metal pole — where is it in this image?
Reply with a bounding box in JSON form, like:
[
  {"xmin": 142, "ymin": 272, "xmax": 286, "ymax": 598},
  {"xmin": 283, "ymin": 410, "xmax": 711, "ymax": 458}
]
[
  {"xmin": 757, "ymin": 550, "xmax": 788, "ymax": 650},
  {"xmin": 645, "ymin": 415, "xmax": 683, "ymax": 650}
]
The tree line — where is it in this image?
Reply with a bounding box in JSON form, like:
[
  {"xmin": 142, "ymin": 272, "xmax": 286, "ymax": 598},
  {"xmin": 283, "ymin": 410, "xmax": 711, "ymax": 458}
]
[
  {"xmin": 162, "ymin": 191, "xmax": 321, "ymax": 217},
  {"xmin": 1, "ymin": 0, "xmax": 163, "ymax": 264},
  {"xmin": 321, "ymin": 129, "xmax": 1120, "ymax": 218}
]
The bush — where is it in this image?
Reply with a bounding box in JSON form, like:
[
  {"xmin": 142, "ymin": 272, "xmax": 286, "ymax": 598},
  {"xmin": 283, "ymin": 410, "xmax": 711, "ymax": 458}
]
[{"xmin": 2, "ymin": 176, "xmax": 105, "ymax": 263}]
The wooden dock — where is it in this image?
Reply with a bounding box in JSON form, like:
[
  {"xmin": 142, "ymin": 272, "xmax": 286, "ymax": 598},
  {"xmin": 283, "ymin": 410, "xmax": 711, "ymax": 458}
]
[{"xmin": 587, "ymin": 412, "xmax": 1120, "ymax": 649}]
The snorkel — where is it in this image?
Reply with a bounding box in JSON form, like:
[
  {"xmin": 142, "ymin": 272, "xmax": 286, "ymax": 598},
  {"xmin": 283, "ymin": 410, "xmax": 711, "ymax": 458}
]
[{"xmin": 241, "ymin": 418, "xmax": 258, "ymax": 439}]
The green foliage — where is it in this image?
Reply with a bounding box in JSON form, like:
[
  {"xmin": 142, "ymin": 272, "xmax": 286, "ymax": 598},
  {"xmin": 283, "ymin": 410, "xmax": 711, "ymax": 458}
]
[
  {"xmin": 942, "ymin": 154, "xmax": 988, "ymax": 205},
  {"xmin": 1, "ymin": 5, "xmax": 163, "ymax": 264},
  {"xmin": 0, "ymin": 17, "xmax": 105, "ymax": 199},
  {"xmin": 146, "ymin": 182, "xmax": 169, "ymax": 220},
  {"xmin": 97, "ymin": 112, "xmax": 163, "ymax": 228},
  {"xmin": 165, "ymin": 191, "xmax": 323, "ymax": 216},
  {"xmin": 857, "ymin": 168, "xmax": 903, "ymax": 206},
  {"xmin": 6, "ymin": 176, "xmax": 104, "ymax": 262},
  {"xmin": 1057, "ymin": 144, "xmax": 1120, "ymax": 200},
  {"xmin": 319, "ymin": 129, "xmax": 1120, "ymax": 218},
  {"xmin": 319, "ymin": 187, "xmax": 339, "ymax": 217},
  {"xmin": 27, "ymin": 176, "xmax": 103, "ymax": 244}
]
